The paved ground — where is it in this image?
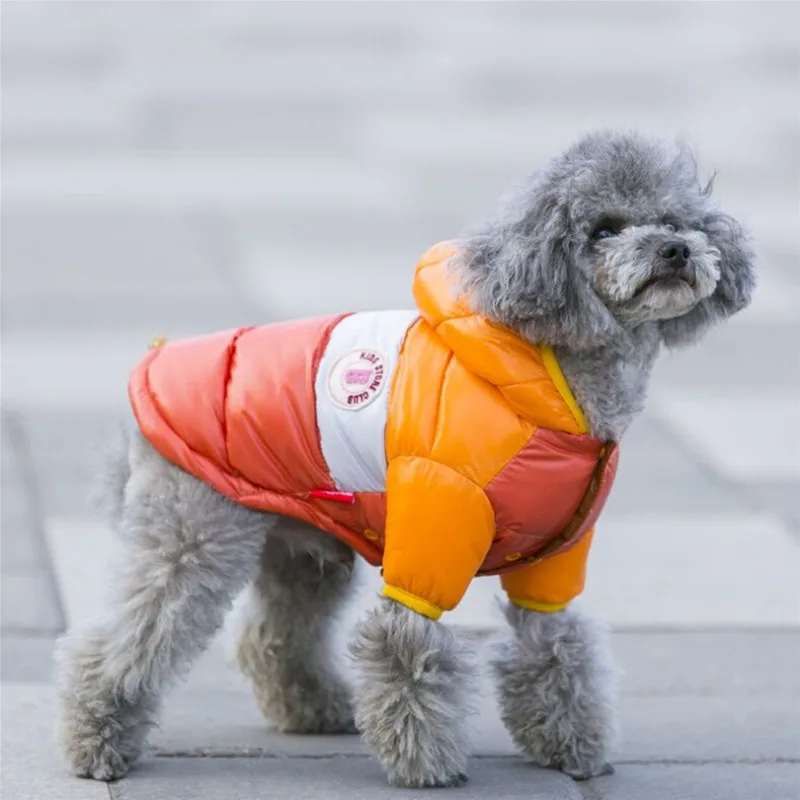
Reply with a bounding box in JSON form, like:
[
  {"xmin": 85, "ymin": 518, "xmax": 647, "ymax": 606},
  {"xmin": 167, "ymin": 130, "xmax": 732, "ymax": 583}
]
[{"xmin": 1, "ymin": 2, "xmax": 799, "ymax": 799}]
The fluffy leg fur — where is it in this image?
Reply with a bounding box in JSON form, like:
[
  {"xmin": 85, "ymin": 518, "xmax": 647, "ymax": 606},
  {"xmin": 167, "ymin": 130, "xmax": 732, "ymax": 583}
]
[
  {"xmin": 55, "ymin": 432, "xmax": 271, "ymax": 780},
  {"xmin": 491, "ymin": 603, "xmax": 618, "ymax": 780},
  {"xmin": 350, "ymin": 598, "xmax": 474, "ymax": 788},
  {"xmin": 235, "ymin": 519, "xmax": 358, "ymax": 733}
]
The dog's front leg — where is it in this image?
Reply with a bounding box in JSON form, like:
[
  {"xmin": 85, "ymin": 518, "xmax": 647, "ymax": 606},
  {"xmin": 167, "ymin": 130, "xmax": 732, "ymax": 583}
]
[
  {"xmin": 491, "ymin": 603, "xmax": 617, "ymax": 780},
  {"xmin": 350, "ymin": 598, "xmax": 474, "ymax": 788}
]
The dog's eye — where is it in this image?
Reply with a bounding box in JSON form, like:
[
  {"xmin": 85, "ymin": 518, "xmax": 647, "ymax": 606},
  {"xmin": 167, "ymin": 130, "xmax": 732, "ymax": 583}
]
[
  {"xmin": 594, "ymin": 229, "xmax": 615, "ymax": 240},
  {"xmin": 663, "ymin": 220, "xmax": 681, "ymax": 233},
  {"xmin": 591, "ymin": 217, "xmax": 624, "ymax": 241}
]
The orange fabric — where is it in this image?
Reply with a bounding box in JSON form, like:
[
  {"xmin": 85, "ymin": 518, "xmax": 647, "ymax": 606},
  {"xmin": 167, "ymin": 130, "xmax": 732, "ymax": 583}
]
[
  {"xmin": 382, "ymin": 457, "xmax": 495, "ymax": 612},
  {"xmin": 378, "ymin": 244, "xmax": 609, "ymax": 611},
  {"xmin": 129, "ymin": 242, "xmax": 618, "ymax": 618},
  {"xmin": 501, "ymin": 529, "xmax": 595, "ymax": 609}
]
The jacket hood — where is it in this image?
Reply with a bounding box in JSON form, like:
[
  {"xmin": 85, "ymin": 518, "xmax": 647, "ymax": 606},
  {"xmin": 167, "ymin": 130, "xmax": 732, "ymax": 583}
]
[{"xmin": 412, "ymin": 243, "xmax": 589, "ymax": 436}]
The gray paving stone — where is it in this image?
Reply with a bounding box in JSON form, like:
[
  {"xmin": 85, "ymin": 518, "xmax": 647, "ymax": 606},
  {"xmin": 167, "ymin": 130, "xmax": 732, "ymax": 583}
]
[
  {"xmin": 616, "ymin": 695, "xmax": 800, "ymax": 763},
  {"xmin": 602, "ymin": 415, "xmax": 739, "ymax": 514},
  {"xmin": 0, "ymin": 636, "xmax": 55, "ymax": 682},
  {"xmin": 149, "ymin": 686, "xmax": 800, "ymax": 764},
  {"xmin": 145, "ymin": 632, "xmax": 800, "ymax": 762},
  {"xmin": 0, "ymin": 684, "xmax": 580, "ymax": 800},
  {"xmin": 578, "ymin": 764, "xmax": 800, "ymax": 800},
  {"xmin": 651, "ymin": 323, "xmax": 799, "ymax": 391},
  {"xmin": 1, "ymin": 417, "xmax": 52, "ymax": 562},
  {"xmin": 2, "ymin": 290, "xmax": 257, "ymax": 335},
  {"xmin": 21, "ymin": 408, "xmax": 129, "ymax": 469},
  {"xmin": 0, "ymin": 572, "xmax": 63, "ymax": 633},
  {"xmin": 8, "ymin": 410, "xmax": 122, "ymax": 516},
  {"xmin": 761, "ymin": 240, "xmax": 800, "ymax": 276},
  {"xmin": 1, "ymin": 470, "xmax": 44, "ymax": 569},
  {"xmin": 613, "ymin": 631, "xmax": 800, "ymax": 697},
  {"xmin": 1, "ymin": 420, "xmax": 18, "ymax": 468},
  {"xmin": 1, "ymin": 80, "xmax": 134, "ymax": 150},
  {"xmin": 0, "ymin": 685, "xmax": 122, "ymax": 800},
  {"xmin": 223, "ymin": 20, "xmax": 416, "ymax": 53},
  {"xmin": 225, "ymin": 206, "xmax": 449, "ymax": 250},
  {"xmin": 140, "ymin": 98, "xmax": 363, "ymax": 154},
  {"xmin": 112, "ymin": 756, "xmax": 583, "ymax": 800},
  {"xmin": 0, "ymin": 414, "xmax": 64, "ymax": 633},
  {"xmin": 32, "ymin": 470, "xmax": 97, "ymax": 518},
  {"xmin": 1, "ymin": 504, "xmax": 45, "ymax": 569},
  {"xmin": 653, "ymin": 393, "xmax": 798, "ymax": 485},
  {"xmin": 0, "ymin": 208, "xmax": 233, "ymax": 295},
  {"xmin": 745, "ymin": 482, "xmax": 800, "ymax": 530},
  {"xmin": 465, "ymin": 66, "xmax": 688, "ymax": 113}
]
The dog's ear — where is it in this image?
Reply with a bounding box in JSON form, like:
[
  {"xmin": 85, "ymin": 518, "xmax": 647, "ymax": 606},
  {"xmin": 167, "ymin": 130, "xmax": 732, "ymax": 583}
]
[
  {"xmin": 456, "ymin": 181, "xmax": 618, "ymax": 350},
  {"xmin": 659, "ymin": 209, "xmax": 756, "ymax": 348}
]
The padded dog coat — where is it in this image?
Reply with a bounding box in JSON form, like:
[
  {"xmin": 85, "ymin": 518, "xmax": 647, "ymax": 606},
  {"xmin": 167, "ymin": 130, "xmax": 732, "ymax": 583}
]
[{"xmin": 129, "ymin": 243, "xmax": 619, "ymax": 619}]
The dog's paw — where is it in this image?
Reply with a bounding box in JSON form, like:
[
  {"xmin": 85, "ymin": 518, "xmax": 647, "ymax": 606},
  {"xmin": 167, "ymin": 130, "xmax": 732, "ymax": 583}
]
[
  {"xmin": 388, "ymin": 770, "xmax": 469, "ymax": 789},
  {"xmin": 57, "ymin": 698, "xmax": 150, "ymax": 781},
  {"xmin": 559, "ymin": 759, "xmax": 615, "ymax": 781},
  {"xmin": 74, "ymin": 749, "xmax": 133, "ymax": 782},
  {"xmin": 64, "ymin": 732, "xmax": 136, "ymax": 782},
  {"xmin": 270, "ymin": 681, "xmax": 359, "ymax": 735},
  {"xmin": 280, "ymin": 713, "xmax": 358, "ymax": 735}
]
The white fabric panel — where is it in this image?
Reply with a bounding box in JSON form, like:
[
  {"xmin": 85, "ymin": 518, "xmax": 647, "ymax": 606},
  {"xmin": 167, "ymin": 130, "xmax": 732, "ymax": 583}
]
[{"xmin": 315, "ymin": 310, "xmax": 419, "ymax": 491}]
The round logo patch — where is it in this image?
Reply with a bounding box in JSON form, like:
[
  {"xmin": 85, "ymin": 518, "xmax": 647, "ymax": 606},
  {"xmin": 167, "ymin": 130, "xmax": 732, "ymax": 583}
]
[{"xmin": 326, "ymin": 349, "xmax": 387, "ymax": 411}]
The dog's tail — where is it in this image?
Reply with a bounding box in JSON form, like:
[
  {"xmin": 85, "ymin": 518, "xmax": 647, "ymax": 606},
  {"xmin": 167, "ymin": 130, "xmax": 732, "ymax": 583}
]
[{"xmin": 90, "ymin": 421, "xmax": 133, "ymax": 527}]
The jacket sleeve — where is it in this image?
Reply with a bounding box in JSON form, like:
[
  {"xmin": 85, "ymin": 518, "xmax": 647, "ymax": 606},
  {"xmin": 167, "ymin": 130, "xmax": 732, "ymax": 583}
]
[
  {"xmin": 381, "ymin": 456, "xmax": 495, "ymax": 619},
  {"xmin": 500, "ymin": 529, "xmax": 595, "ymax": 612}
]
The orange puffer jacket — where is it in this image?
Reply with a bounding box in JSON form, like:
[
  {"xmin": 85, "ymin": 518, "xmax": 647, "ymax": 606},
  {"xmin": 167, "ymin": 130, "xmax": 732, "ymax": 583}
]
[{"xmin": 130, "ymin": 243, "xmax": 619, "ymax": 620}]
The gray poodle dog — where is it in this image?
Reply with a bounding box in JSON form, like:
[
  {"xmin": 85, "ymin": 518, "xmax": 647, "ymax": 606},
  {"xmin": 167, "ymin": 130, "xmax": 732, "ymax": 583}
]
[{"xmin": 55, "ymin": 131, "xmax": 755, "ymax": 788}]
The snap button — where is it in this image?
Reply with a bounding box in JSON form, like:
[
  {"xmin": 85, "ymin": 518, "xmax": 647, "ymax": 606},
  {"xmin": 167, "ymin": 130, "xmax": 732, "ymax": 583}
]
[
  {"xmin": 504, "ymin": 552, "xmax": 522, "ymax": 562},
  {"xmin": 149, "ymin": 335, "xmax": 168, "ymax": 349},
  {"xmin": 363, "ymin": 529, "xmax": 379, "ymax": 541}
]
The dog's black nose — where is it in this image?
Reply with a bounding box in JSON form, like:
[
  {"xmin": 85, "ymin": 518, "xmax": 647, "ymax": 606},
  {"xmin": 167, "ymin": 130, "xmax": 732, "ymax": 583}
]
[{"xmin": 658, "ymin": 240, "xmax": 691, "ymax": 268}]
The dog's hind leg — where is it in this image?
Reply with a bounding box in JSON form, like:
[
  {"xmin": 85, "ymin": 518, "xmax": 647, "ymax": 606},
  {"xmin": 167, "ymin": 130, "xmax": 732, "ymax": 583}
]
[
  {"xmin": 491, "ymin": 603, "xmax": 618, "ymax": 780},
  {"xmin": 350, "ymin": 598, "xmax": 475, "ymax": 788},
  {"xmin": 55, "ymin": 433, "xmax": 271, "ymax": 780},
  {"xmin": 235, "ymin": 519, "xmax": 358, "ymax": 733}
]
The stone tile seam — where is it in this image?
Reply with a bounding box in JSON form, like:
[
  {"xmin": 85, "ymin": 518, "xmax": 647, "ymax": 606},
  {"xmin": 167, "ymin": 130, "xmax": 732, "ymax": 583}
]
[
  {"xmin": 184, "ymin": 209, "xmax": 276, "ymax": 324},
  {"xmin": 149, "ymin": 752, "xmax": 800, "ymax": 765},
  {"xmin": 0, "ymin": 626, "xmax": 63, "ymax": 636},
  {"xmin": 1, "ymin": 411, "xmax": 67, "ymax": 631},
  {"xmin": 648, "ymin": 414, "xmax": 800, "ymax": 542},
  {"xmin": 2, "ymin": 622, "xmax": 796, "ymax": 640},
  {"xmin": 467, "ymin": 624, "xmax": 800, "ymax": 637}
]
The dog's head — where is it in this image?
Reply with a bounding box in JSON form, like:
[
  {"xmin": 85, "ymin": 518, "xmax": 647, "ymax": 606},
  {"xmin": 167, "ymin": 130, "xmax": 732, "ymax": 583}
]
[{"xmin": 457, "ymin": 131, "xmax": 756, "ymax": 350}]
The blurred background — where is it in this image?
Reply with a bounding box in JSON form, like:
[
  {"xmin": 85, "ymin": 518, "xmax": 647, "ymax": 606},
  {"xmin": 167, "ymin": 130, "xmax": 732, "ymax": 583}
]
[{"xmin": 1, "ymin": 1, "xmax": 798, "ymax": 654}]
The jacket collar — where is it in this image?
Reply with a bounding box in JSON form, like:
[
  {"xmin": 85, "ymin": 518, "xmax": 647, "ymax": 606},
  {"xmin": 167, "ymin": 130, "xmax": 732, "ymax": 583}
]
[{"xmin": 412, "ymin": 243, "xmax": 589, "ymax": 436}]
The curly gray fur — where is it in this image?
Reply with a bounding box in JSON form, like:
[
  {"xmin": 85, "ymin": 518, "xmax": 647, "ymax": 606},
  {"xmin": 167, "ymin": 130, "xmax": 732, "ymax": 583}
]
[
  {"xmin": 55, "ymin": 432, "xmax": 271, "ymax": 780},
  {"xmin": 235, "ymin": 520, "xmax": 358, "ymax": 734},
  {"xmin": 491, "ymin": 604, "xmax": 618, "ymax": 780},
  {"xmin": 58, "ymin": 130, "xmax": 756, "ymax": 789},
  {"xmin": 349, "ymin": 598, "xmax": 475, "ymax": 788},
  {"xmin": 89, "ymin": 422, "xmax": 132, "ymax": 527},
  {"xmin": 456, "ymin": 130, "xmax": 756, "ymax": 440}
]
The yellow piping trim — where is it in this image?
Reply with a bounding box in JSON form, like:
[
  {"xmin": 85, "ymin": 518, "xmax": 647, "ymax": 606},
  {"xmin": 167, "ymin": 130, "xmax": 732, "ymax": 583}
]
[
  {"xmin": 539, "ymin": 345, "xmax": 588, "ymax": 433},
  {"xmin": 509, "ymin": 596, "xmax": 570, "ymax": 614},
  {"xmin": 382, "ymin": 585, "xmax": 443, "ymax": 620}
]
